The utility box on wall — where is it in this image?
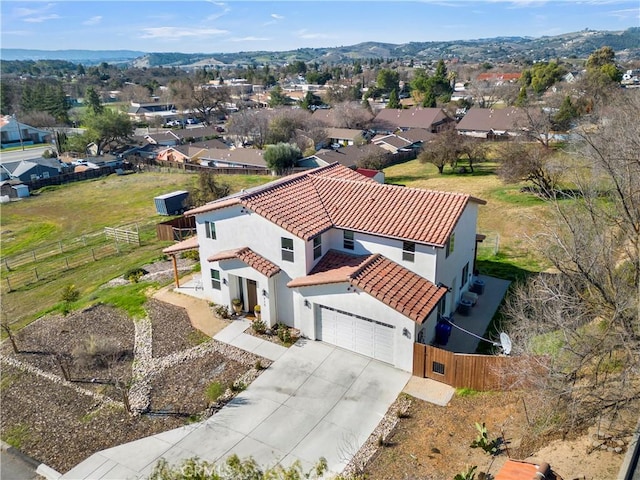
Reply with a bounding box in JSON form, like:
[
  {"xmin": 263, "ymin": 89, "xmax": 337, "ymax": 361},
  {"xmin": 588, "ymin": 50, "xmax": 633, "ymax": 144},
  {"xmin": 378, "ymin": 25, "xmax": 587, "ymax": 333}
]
[{"xmin": 154, "ymin": 190, "xmax": 189, "ymax": 216}]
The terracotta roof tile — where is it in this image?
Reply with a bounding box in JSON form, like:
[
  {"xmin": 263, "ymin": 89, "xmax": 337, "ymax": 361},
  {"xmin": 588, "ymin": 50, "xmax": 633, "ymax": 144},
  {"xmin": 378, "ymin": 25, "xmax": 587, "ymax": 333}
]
[
  {"xmin": 494, "ymin": 459, "xmax": 550, "ymax": 480},
  {"xmin": 288, "ymin": 250, "xmax": 448, "ymax": 323},
  {"xmin": 186, "ymin": 163, "xmax": 485, "ymax": 246},
  {"xmin": 208, "ymin": 247, "xmax": 280, "ymax": 278},
  {"xmin": 162, "ymin": 236, "xmax": 199, "ymax": 254}
]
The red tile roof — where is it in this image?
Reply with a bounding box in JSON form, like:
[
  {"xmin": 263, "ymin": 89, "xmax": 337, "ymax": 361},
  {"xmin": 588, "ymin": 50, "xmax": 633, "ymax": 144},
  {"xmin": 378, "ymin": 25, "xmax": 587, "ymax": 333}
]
[
  {"xmin": 288, "ymin": 250, "xmax": 448, "ymax": 323},
  {"xmin": 162, "ymin": 236, "xmax": 199, "ymax": 254},
  {"xmin": 187, "ymin": 163, "xmax": 485, "ymax": 246},
  {"xmin": 355, "ymin": 168, "xmax": 380, "ymax": 178},
  {"xmin": 494, "ymin": 460, "xmax": 550, "ymax": 480},
  {"xmin": 208, "ymin": 247, "xmax": 281, "ymax": 278}
]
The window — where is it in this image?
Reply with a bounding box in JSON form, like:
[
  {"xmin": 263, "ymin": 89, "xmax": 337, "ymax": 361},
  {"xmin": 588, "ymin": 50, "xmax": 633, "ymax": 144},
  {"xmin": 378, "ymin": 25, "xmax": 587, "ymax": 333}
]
[
  {"xmin": 432, "ymin": 361, "xmax": 445, "ymax": 375},
  {"xmin": 461, "ymin": 262, "xmax": 469, "ymax": 288},
  {"xmin": 281, "ymin": 237, "xmax": 294, "ymax": 262},
  {"xmin": 343, "ymin": 230, "xmax": 354, "ymax": 250},
  {"xmin": 446, "ymin": 232, "xmax": 455, "ymax": 257},
  {"xmin": 402, "ymin": 241, "xmax": 415, "ymax": 262},
  {"xmin": 210, "ymin": 269, "xmax": 221, "ymax": 290},
  {"xmin": 205, "ymin": 221, "xmax": 216, "ymax": 239},
  {"xmin": 313, "ymin": 236, "xmax": 322, "ymax": 260}
]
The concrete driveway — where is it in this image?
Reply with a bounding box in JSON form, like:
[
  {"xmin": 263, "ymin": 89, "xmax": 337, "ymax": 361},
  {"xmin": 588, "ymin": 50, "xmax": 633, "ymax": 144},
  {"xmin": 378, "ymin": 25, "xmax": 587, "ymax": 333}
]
[{"xmin": 62, "ymin": 339, "xmax": 410, "ymax": 479}]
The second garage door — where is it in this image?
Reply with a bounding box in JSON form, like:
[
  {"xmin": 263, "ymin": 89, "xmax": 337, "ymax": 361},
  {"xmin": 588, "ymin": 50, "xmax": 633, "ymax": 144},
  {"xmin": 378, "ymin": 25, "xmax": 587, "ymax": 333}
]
[{"xmin": 317, "ymin": 305, "xmax": 395, "ymax": 364}]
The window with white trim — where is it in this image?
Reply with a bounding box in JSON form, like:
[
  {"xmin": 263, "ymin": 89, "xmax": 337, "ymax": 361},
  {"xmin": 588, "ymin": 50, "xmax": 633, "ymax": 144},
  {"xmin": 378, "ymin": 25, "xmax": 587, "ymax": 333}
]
[
  {"xmin": 210, "ymin": 269, "xmax": 221, "ymax": 290},
  {"xmin": 343, "ymin": 230, "xmax": 354, "ymax": 250},
  {"xmin": 446, "ymin": 232, "xmax": 455, "ymax": 257},
  {"xmin": 205, "ymin": 221, "xmax": 216, "ymax": 239},
  {"xmin": 313, "ymin": 236, "xmax": 322, "ymax": 260},
  {"xmin": 402, "ymin": 241, "xmax": 415, "ymax": 262},
  {"xmin": 281, "ymin": 237, "xmax": 294, "ymax": 262}
]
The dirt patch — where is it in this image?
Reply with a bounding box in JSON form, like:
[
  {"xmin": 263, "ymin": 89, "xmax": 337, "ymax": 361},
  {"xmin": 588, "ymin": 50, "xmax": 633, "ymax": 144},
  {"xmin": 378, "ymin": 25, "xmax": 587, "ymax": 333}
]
[
  {"xmin": 363, "ymin": 391, "xmax": 629, "ymax": 480},
  {"xmin": 147, "ymin": 298, "xmax": 209, "ymax": 357},
  {"xmin": 149, "ymin": 353, "xmax": 248, "ymax": 416},
  {"xmin": 0, "ymin": 301, "xmax": 259, "ymax": 474}
]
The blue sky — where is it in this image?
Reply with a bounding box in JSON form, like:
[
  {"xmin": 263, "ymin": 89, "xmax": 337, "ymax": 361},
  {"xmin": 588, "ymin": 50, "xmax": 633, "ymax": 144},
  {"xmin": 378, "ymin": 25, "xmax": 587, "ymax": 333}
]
[{"xmin": 1, "ymin": 1, "xmax": 638, "ymax": 53}]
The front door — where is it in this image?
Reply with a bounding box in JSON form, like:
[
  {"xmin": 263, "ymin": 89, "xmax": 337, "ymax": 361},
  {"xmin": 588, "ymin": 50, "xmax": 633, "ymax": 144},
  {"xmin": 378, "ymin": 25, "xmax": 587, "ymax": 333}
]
[{"xmin": 247, "ymin": 279, "xmax": 258, "ymax": 312}]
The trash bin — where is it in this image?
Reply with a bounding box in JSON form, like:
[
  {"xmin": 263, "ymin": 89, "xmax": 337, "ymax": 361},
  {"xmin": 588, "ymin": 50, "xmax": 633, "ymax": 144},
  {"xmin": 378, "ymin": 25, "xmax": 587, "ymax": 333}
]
[
  {"xmin": 471, "ymin": 278, "xmax": 485, "ymax": 295},
  {"xmin": 457, "ymin": 299, "xmax": 473, "ymax": 316},
  {"xmin": 435, "ymin": 319, "xmax": 452, "ymax": 345}
]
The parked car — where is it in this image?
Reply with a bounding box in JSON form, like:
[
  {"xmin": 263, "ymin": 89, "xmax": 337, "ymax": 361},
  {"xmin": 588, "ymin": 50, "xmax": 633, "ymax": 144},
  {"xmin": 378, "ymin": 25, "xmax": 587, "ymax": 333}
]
[{"xmin": 185, "ymin": 118, "xmax": 200, "ymax": 125}]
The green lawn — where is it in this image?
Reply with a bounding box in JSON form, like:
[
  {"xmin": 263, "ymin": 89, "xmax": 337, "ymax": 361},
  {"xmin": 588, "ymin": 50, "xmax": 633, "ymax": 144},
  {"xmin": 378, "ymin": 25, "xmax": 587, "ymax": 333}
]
[{"xmin": 0, "ymin": 170, "xmax": 272, "ymax": 329}]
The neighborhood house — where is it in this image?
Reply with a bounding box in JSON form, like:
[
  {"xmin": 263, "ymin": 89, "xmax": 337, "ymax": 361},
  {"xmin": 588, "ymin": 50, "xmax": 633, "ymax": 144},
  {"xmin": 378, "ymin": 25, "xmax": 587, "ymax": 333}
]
[{"xmin": 165, "ymin": 163, "xmax": 485, "ymax": 373}]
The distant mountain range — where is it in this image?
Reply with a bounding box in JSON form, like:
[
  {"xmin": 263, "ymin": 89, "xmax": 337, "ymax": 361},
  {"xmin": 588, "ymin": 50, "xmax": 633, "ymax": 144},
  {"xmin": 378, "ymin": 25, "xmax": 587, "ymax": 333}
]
[{"xmin": 2, "ymin": 28, "xmax": 638, "ymax": 66}]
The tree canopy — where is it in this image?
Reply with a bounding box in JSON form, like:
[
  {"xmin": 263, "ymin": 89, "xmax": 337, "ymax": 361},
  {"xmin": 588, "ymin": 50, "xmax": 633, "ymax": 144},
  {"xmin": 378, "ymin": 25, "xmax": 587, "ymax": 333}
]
[{"xmin": 264, "ymin": 142, "xmax": 302, "ymax": 175}]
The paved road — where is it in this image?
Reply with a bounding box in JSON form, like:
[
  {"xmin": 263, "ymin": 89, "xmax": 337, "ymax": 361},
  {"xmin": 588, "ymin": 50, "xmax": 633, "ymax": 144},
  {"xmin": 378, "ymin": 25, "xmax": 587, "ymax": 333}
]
[
  {"xmin": 0, "ymin": 442, "xmax": 40, "ymax": 480},
  {"xmin": 0, "ymin": 146, "xmax": 50, "ymax": 163}
]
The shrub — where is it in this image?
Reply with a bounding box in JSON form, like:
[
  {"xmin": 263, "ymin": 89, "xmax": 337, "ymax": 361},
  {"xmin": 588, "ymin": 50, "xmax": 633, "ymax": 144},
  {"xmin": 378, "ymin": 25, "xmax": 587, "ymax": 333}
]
[
  {"xmin": 213, "ymin": 304, "xmax": 231, "ymax": 319},
  {"xmin": 231, "ymin": 381, "xmax": 246, "ymax": 392},
  {"xmin": 123, "ymin": 267, "xmax": 148, "ymax": 283},
  {"xmin": 470, "ymin": 422, "xmax": 501, "ymax": 455},
  {"xmin": 252, "ymin": 319, "xmax": 267, "ymax": 334},
  {"xmin": 72, "ymin": 335, "xmax": 126, "ymax": 369},
  {"xmin": 60, "ymin": 284, "xmax": 80, "ymax": 303},
  {"xmin": 181, "ymin": 250, "xmax": 200, "ymax": 261},
  {"xmin": 205, "ymin": 381, "xmax": 224, "ymax": 402},
  {"xmin": 277, "ymin": 323, "xmax": 292, "ymax": 344}
]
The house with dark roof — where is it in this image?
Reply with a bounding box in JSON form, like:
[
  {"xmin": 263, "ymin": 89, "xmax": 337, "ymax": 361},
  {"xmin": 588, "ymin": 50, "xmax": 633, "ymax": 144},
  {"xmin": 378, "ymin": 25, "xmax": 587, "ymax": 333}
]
[
  {"xmin": 298, "ymin": 144, "xmax": 390, "ymax": 169},
  {"xmin": 0, "ymin": 157, "xmax": 67, "ymax": 182},
  {"xmin": 373, "ymin": 107, "xmax": 453, "ymax": 133},
  {"xmin": 456, "ymin": 107, "xmax": 530, "ymax": 139},
  {"xmin": 164, "ymin": 163, "xmax": 485, "ymax": 372}
]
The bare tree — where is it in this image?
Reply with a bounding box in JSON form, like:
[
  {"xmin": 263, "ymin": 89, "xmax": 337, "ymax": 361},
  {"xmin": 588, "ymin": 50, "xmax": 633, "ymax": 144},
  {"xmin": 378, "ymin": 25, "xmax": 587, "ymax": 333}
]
[
  {"xmin": 170, "ymin": 79, "xmax": 230, "ymax": 124},
  {"xmin": 227, "ymin": 109, "xmax": 271, "ymax": 148},
  {"xmin": 120, "ymin": 84, "xmax": 151, "ymax": 103},
  {"xmin": 502, "ymin": 89, "xmax": 640, "ymax": 437},
  {"xmin": 418, "ymin": 128, "xmax": 464, "ymax": 174},
  {"xmin": 326, "ymin": 101, "xmax": 373, "ymax": 129},
  {"xmin": 496, "ymin": 140, "xmax": 563, "ymax": 196}
]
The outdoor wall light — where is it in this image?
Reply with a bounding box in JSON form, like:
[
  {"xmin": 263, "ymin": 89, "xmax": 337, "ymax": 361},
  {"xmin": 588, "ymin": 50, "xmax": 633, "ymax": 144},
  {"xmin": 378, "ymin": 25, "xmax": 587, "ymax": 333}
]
[
  {"xmin": 403, "ymin": 328, "xmax": 411, "ymax": 339},
  {"xmin": 262, "ymin": 289, "xmax": 268, "ymax": 297},
  {"xmin": 222, "ymin": 278, "xmax": 227, "ymax": 285},
  {"xmin": 304, "ymin": 299, "xmax": 311, "ymax": 308}
]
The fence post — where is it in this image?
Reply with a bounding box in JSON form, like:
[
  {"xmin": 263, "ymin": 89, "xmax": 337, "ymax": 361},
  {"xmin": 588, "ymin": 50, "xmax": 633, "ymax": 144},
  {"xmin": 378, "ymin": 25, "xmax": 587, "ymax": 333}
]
[
  {"xmin": 33, "ymin": 250, "xmax": 37, "ymax": 261},
  {"xmin": 65, "ymin": 257, "xmax": 69, "ymax": 269},
  {"xmin": 59, "ymin": 241, "xmax": 63, "ymax": 253},
  {"xmin": 6, "ymin": 276, "xmax": 11, "ymax": 292},
  {"xmin": 91, "ymin": 249, "xmax": 96, "ymax": 261},
  {"xmin": 495, "ymin": 234, "xmax": 500, "ymax": 255},
  {"xmin": 4, "ymin": 258, "xmax": 10, "ymax": 271},
  {"xmin": 34, "ymin": 268, "xmax": 39, "ymax": 281}
]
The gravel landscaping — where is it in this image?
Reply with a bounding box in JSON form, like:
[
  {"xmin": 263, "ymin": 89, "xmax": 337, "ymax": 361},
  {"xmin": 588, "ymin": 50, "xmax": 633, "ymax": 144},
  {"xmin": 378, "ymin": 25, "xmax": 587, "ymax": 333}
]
[{"xmin": 0, "ymin": 299, "xmax": 268, "ymax": 474}]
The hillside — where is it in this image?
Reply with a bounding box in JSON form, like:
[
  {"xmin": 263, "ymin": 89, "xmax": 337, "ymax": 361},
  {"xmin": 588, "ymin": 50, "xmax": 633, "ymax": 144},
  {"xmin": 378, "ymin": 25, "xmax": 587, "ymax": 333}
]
[{"xmin": 2, "ymin": 27, "xmax": 638, "ymax": 67}]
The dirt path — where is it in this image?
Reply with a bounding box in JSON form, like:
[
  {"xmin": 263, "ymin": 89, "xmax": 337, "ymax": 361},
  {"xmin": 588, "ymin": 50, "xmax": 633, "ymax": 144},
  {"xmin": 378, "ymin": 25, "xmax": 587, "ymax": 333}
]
[{"xmin": 153, "ymin": 280, "xmax": 228, "ymax": 337}]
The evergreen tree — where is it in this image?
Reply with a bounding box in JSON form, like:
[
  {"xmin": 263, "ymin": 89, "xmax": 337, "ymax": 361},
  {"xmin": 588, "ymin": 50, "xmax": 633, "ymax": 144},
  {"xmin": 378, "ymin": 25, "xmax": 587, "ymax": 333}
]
[
  {"xmin": 85, "ymin": 86, "xmax": 104, "ymax": 115},
  {"xmin": 387, "ymin": 89, "xmax": 401, "ymax": 109}
]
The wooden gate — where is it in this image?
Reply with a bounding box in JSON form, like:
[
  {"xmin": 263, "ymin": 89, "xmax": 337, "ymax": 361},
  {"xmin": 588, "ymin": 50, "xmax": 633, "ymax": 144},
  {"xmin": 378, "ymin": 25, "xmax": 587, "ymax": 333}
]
[{"xmin": 413, "ymin": 343, "xmax": 517, "ymax": 391}]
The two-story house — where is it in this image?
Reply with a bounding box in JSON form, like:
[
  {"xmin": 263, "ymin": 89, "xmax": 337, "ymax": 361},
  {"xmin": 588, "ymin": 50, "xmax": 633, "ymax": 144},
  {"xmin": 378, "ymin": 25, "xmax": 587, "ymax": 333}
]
[{"xmin": 167, "ymin": 163, "xmax": 485, "ymax": 372}]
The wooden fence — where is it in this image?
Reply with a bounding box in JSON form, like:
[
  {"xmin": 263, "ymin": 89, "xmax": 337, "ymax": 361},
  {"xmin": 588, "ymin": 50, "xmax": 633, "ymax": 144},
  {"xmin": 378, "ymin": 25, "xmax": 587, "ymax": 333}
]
[
  {"xmin": 104, "ymin": 225, "xmax": 140, "ymax": 245},
  {"xmin": 413, "ymin": 343, "xmax": 518, "ymax": 391},
  {"xmin": 26, "ymin": 166, "xmax": 122, "ymax": 190},
  {"xmin": 156, "ymin": 216, "xmax": 196, "ymax": 242}
]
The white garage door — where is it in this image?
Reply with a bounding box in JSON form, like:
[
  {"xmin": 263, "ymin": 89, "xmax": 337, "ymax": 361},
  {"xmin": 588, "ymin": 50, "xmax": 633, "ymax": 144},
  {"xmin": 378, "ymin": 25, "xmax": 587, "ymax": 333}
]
[{"xmin": 317, "ymin": 305, "xmax": 395, "ymax": 364}]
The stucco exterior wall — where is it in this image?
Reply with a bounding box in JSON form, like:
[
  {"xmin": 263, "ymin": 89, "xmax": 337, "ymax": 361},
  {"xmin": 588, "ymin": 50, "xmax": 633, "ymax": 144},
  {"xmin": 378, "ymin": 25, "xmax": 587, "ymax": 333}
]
[{"xmin": 292, "ymin": 282, "xmax": 420, "ymax": 372}]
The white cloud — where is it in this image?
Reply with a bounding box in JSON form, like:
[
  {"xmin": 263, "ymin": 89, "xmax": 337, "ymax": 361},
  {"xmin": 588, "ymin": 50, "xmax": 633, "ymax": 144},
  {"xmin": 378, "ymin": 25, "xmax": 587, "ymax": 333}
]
[
  {"xmin": 83, "ymin": 16, "xmax": 102, "ymax": 26},
  {"xmin": 23, "ymin": 14, "xmax": 61, "ymax": 23},
  {"xmin": 607, "ymin": 8, "xmax": 640, "ymax": 18},
  {"xmin": 271, "ymin": 13, "xmax": 285, "ymax": 20},
  {"xmin": 139, "ymin": 27, "xmax": 229, "ymax": 39},
  {"xmin": 296, "ymin": 29, "xmax": 333, "ymax": 40},
  {"xmin": 230, "ymin": 36, "xmax": 270, "ymax": 42},
  {"xmin": 14, "ymin": 3, "xmax": 60, "ymax": 23}
]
